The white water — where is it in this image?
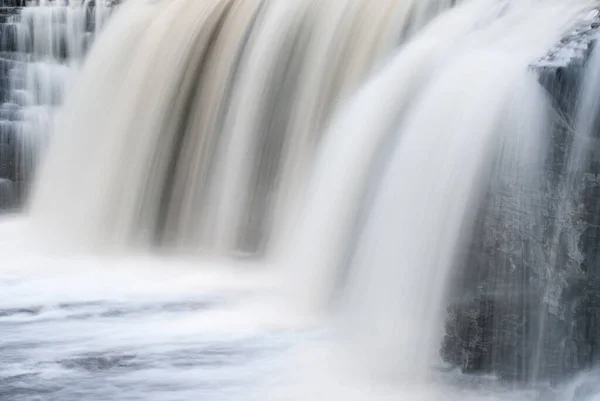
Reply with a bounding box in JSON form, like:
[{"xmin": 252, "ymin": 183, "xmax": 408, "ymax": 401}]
[
  {"xmin": 283, "ymin": 0, "xmax": 590, "ymax": 313},
  {"xmin": 0, "ymin": 240, "xmax": 300, "ymax": 401},
  {"xmin": 2, "ymin": 221, "xmax": 600, "ymax": 401},
  {"xmin": 2, "ymin": 0, "xmax": 600, "ymax": 399},
  {"xmin": 1, "ymin": 1, "xmax": 110, "ymax": 185},
  {"xmin": 29, "ymin": 0, "xmax": 456, "ymax": 254}
]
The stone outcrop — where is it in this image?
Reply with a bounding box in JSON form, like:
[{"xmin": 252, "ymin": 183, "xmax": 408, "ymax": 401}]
[{"xmin": 442, "ymin": 9, "xmax": 600, "ymax": 382}]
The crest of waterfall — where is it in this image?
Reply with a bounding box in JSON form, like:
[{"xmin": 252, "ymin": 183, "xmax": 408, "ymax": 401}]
[
  {"xmin": 0, "ymin": 0, "xmax": 111, "ymax": 208},
  {"xmin": 30, "ymin": 0, "xmax": 458, "ymax": 253}
]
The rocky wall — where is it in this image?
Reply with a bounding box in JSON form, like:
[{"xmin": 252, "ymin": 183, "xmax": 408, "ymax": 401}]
[{"xmin": 442, "ymin": 11, "xmax": 600, "ymax": 382}]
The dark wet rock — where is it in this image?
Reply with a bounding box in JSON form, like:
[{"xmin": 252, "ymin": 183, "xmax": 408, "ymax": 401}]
[
  {"xmin": 0, "ymin": 103, "xmax": 23, "ymax": 122},
  {"xmin": 0, "ymin": 120, "xmax": 15, "ymax": 142},
  {"xmin": 535, "ymin": 9, "xmax": 600, "ymax": 117},
  {"xmin": 1, "ymin": 22, "xmax": 18, "ymax": 52},
  {"xmin": 0, "ymin": 142, "xmax": 14, "ymax": 179},
  {"xmin": 442, "ymin": 9, "xmax": 600, "ymax": 382},
  {"xmin": 0, "ymin": 177, "xmax": 14, "ymax": 207}
]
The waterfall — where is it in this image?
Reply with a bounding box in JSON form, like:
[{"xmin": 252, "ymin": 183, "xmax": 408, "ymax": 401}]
[
  {"xmin": 1, "ymin": 0, "xmax": 599, "ymax": 391},
  {"xmin": 0, "ymin": 0, "xmax": 111, "ymax": 209},
  {"xmin": 29, "ymin": 0, "xmax": 457, "ymax": 253},
  {"xmin": 280, "ymin": 0, "xmax": 499, "ymax": 312},
  {"xmin": 280, "ymin": 0, "xmax": 595, "ymax": 383},
  {"xmin": 284, "ymin": 0, "xmax": 591, "ymax": 310}
]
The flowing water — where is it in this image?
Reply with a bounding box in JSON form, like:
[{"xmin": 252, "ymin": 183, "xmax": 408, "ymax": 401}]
[
  {"xmin": 2, "ymin": 0, "xmax": 600, "ymax": 400},
  {"xmin": 0, "ymin": 0, "xmax": 111, "ymax": 208}
]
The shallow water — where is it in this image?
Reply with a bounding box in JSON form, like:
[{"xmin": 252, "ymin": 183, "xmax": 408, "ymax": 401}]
[
  {"xmin": 1, "ymin": 217, "xmax": 599, "ymax": 401},
  {"xmin": 0, "ymin": 278, "xmax": 293, "ymax": 400},
  {"xmin": 0, "ymin": 220, "xmax": 315, "ymax": 400}
]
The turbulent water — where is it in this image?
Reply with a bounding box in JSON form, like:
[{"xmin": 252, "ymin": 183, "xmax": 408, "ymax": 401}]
[
  {"xmin": 2, "ymin": 0, "xmax": 600, "ymax": 399},
  {"xmin": 0, "ymin": 229, "xmax": 300, "ymax": 400}
]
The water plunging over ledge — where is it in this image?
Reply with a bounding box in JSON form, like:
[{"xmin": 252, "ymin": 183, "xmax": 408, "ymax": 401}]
[{"xmin": 2, "ymin": 0, "xmax": 600, "ymax": 399}]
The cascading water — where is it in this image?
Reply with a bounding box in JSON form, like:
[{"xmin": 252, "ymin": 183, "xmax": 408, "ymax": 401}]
[
  {"xmin": 283, "ymin": 0, "xmax": 596, "ymax": 385},
  {"xmin": 2, "ymin": 0, "xmax": 600, "ymax": 399},
  {"xmin": 0, "ymin": 0, "xmax": 111, "ymax": 209},
  {"xmin": 29, "ymin": 0, "xmax": 455, "ymax": 254}
]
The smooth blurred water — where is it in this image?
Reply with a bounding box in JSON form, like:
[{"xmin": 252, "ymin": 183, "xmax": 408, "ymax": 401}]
[
  {"xmin": 1, "ymin": 217, "xmax": 599, "ymax": 401},
  {"xmin": 0, "ymin": 273, "xmax": 300, "ymax": 400},
  {"xmin": 3, "ymin": 1, "xmax": 600, "ymax": 399},
  {"xmin": 0, "ymin": 219, "xmax": 316, "ymax": 400}
]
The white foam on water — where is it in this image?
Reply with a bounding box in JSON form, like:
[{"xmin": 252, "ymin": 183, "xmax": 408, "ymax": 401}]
[{"xmin": 0, "ymin": 217, "xmax": 318, "ymax": 400}]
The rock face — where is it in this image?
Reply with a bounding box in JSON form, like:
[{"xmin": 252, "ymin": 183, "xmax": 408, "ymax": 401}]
[{"xmin": 442, "ymin": 11, "xmax": 600, "ymax": 382}]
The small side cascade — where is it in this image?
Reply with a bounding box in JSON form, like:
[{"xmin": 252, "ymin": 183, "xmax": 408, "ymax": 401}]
[{"xmin": 0, "ymin": 0, "xmax": 114, "ymax": 210}]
